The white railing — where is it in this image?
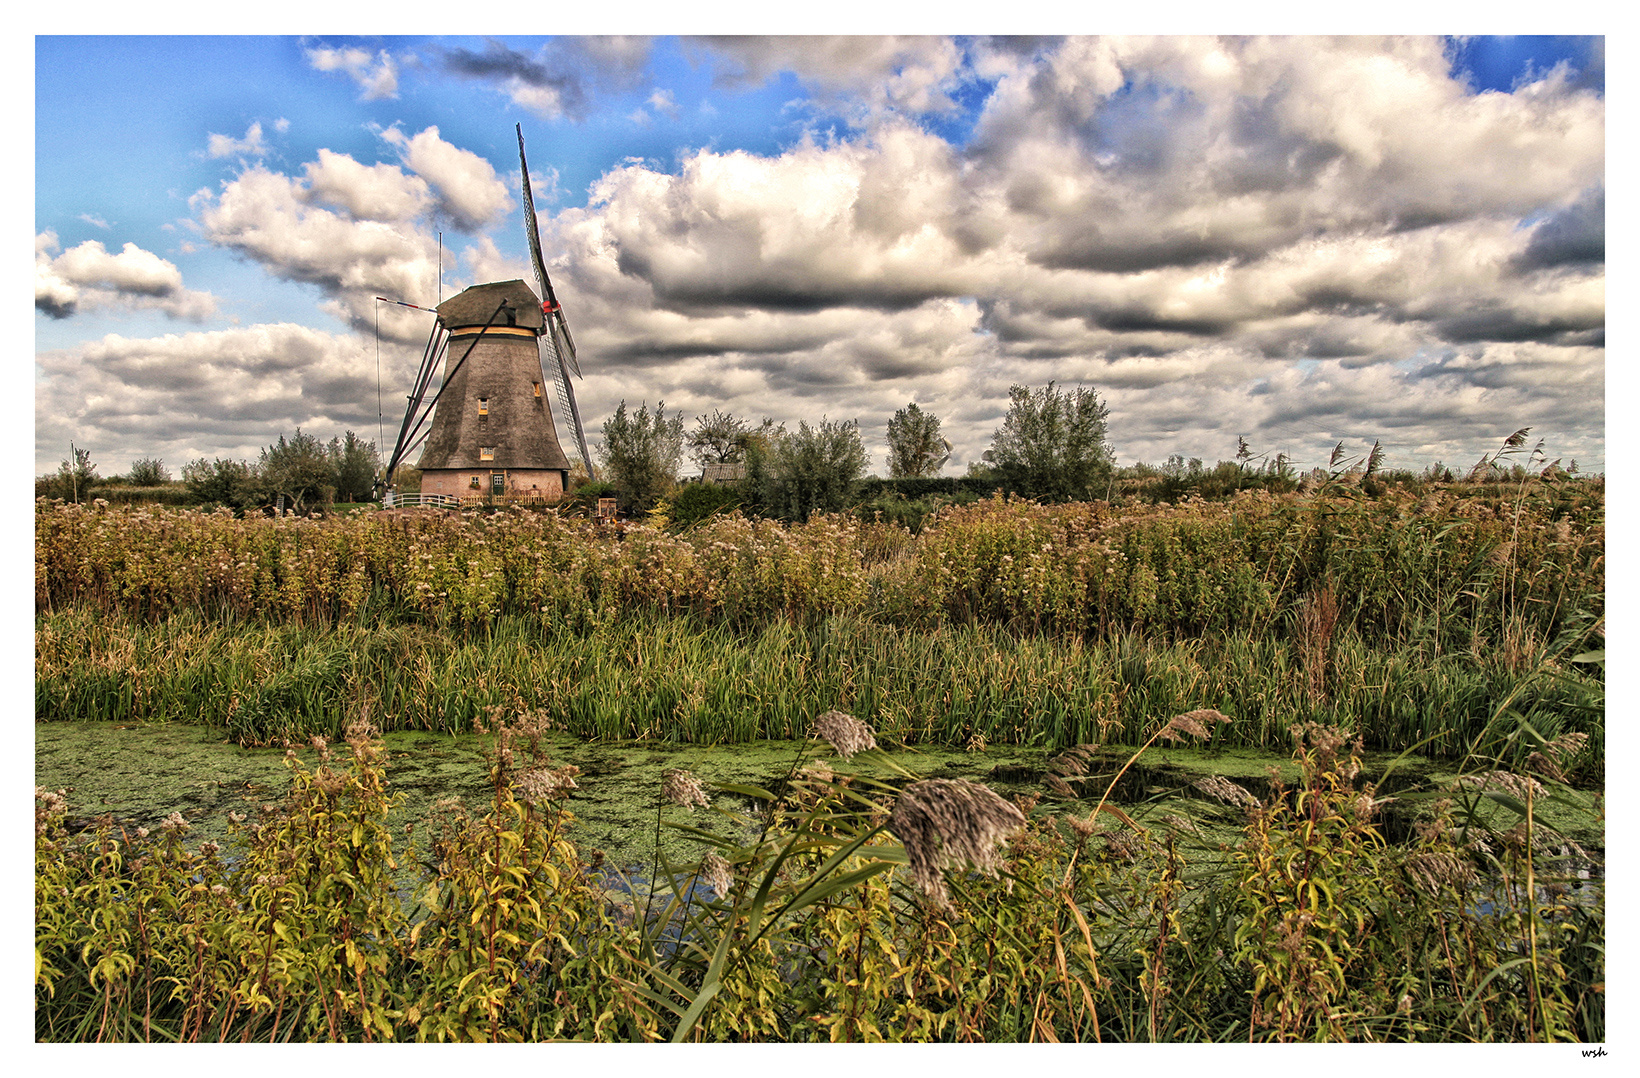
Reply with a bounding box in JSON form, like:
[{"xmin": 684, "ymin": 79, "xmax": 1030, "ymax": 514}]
[{"xmin": 381, "ymin": 491, "xmax": 459, "ymax": 510}]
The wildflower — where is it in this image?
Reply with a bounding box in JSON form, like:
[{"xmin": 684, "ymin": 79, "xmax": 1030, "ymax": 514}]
[
  {"xmin": 888, "ymin": 778, "xmax": 1026, "ymax": 909},
  {"xmin": 346, "ymin": 714, "xmax": 379, "ymax": 744},
  {"xmin": 160, "ymin": 811, "xmax": 189, "ymax": 834},
  {"xmin": 199, "ymin": 841, "xmax": 221, "ymax": 857},
  {"xmin": 812, "ymin": 710, "xmax": 877, "ymax": 758},
  {"xmin": 227, "ymin": 812, "xmax": 246, "ymax": 825},
  {"xmin": 664, "ymin": 768, "xmax": 710, "ymax": 810}
]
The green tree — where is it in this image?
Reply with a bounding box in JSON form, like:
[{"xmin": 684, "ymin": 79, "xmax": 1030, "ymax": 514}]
[
  {"xmin": 756, "ymin": 418, "xmax": 867, "ymax": 522},
  {"xmin": 128, "ymin": 458, "xmax": 170, "ymax": 486},
  {"xmin": 687, "ymin": 410, "xmax": 750, "ymax": 468},
  {"xmin": 987, "ymin": 382, "xmax": 1114, "ymax": 502},
  {"xmin": 327, "ymin": 431, "xmax": 380, "ymax": 503},
  {"xmin": 687, "ymin": 411, "xmax": 782, "ymax": 471},
  {"xmin": 258, "ymin": 429, "xmax": 334, "ymax": 511},
  {"xmin": 885, "ymin": 403, "xmax": 951, "ymax": 478},
  {"xmin": 600, "ymin": 401, "xmax": 686, "ymax": 510},
  {"xmin": 181, "ymin": 457, "xmax": 256, "ymax": 507},
  {"xmin": 55, "ymin": 446, "xmax": 98, "ymax": 502}
]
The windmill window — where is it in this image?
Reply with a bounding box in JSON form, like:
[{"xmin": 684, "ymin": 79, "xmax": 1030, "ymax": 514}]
[
  {"xmin": 480, "ymin": 446, "xmax": 495, "ymax": 461},
  {"xmin": 478, "ymin": 397, "xmax": 489, "ymax": 416},
  {"xmin": 470, "ymin": 476, "xmax": 481, "ymax": 489}
]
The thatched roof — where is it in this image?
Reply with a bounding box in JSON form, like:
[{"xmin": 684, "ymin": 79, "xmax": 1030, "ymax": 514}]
[{"xmin": 436, "ymin": 279, "xmax": 545, "ymax": 331}]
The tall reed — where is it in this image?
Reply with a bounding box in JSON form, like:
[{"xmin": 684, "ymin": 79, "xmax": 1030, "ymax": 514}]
[{"xmin": 37, "ymin": 606, "xmax": 1604, "ymax": 769}]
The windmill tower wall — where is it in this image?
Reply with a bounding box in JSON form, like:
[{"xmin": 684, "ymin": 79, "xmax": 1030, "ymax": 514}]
[{"xmin": 417, "ymin": 280, "xmax": 574, "ymax": 501}]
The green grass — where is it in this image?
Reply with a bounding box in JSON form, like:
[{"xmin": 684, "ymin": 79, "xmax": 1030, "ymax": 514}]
[{"xmin": 37, "ymin": 606, "xmax": 1604, "ymax": 779}]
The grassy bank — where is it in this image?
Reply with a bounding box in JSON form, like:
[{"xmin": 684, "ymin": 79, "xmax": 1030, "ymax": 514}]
[{"xmin": 36, "ymin": 606, "xmax": 1604, "ymax": 775}]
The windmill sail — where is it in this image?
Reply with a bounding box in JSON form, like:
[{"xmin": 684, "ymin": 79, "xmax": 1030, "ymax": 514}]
[{"xmin": 518, "ymin": 124, "xmax": 596, "ymax": 480}]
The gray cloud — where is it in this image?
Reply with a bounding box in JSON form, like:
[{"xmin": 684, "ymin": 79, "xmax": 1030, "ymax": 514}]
[
  {"xmin": 694, "ymin": 36, "xmax": 968, "ymax": 118},
  {"xmin": 440, "ymin": 37, "xmax": 652, "ymax": 121},
  {"xmin": 1516, "ymin": 185, "xmax": 1604, "ymax": 270},
  {"xmin": 35, "ymin": 231, "xmax": 216, "ymax": 321}
]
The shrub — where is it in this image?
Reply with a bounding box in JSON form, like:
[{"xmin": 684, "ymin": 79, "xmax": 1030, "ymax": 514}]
[
  {"xmin": 754, "ymin": 418, "xmax": 867, "ymax": 523},
  {"xmin": 128, "ymin": 458, "xmax": 170, "ymax": 486},
  {"xmin": 668, "ymin": 481, "xmax": 744, "ymax": 530}
]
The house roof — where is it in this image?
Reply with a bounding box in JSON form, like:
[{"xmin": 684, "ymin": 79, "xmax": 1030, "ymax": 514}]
[{"xmin": 702, "ymin": 461, "xmax": 747, "ymax": 483}]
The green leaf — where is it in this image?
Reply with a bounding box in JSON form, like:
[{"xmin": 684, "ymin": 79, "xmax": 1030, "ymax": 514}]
[
  {"xmin": 709, "ymin": 782, "xmax": 777, "ymax": 801},
  {"xmin": 669, "ymin": 980, "xmax": 721, "ymax": 1043}
]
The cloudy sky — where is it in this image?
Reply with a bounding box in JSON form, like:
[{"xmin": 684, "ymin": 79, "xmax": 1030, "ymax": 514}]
[{"xmin": 34, "ymin": 32, "xmax": 1606, "ymax": 479}]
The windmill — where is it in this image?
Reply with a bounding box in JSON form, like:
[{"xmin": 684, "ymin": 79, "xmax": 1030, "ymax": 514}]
[{"xmin": 378, "ymin": 127, "xmax": 596, "ymax": 501}]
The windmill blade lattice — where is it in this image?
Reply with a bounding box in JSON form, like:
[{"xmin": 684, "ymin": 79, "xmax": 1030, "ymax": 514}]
[{"xmin": 518, "ymin": 124, "xmax": 596, "ymax": 480}]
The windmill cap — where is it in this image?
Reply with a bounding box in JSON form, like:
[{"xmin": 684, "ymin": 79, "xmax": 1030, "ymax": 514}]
[{"xmin": 437, "ymin": 280, "xmax": 545, "ymax": 331}]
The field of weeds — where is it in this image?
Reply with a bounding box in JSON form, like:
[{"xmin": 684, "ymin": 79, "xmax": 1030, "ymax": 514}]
[
  {"xmin": 37, "ymin": 484, "xmax": 1604, "ymax": 763},
  {"xmin": 34, "ymin": 480, "xmax": 1604, "ymax": 1041}
]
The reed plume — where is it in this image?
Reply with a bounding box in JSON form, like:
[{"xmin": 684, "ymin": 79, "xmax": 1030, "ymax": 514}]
[
  {"xmin": 664, "ymin": 768, "xmax": 710, "ymax": 809},
  {"xmin": 888, "ymin": 778, "xmax": 1026, "ymax": 909},
  {"xmin": 1193, "ymin": 774, "xmax": 1260, "ymax": 809},
  {"xmin": 812, "ymin": 710, "xmax": 877, "ymax": 758}
]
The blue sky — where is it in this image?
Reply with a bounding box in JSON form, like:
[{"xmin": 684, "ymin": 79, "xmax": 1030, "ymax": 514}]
[{"xmin": 33, "ymin": 32, "xmax": 1606, "ymax": 478}]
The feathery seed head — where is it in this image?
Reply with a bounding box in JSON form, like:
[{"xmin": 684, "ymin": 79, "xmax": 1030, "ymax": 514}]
[
  {"xmin": 702, "ymin": 852, "xmax": 732, "ymax": 897},
  {"xmin": 1455, "ymin": 770, "xmax": 1544, "ymax": 801},
  {"xmin": 888, "ymin": 778, "xmax": 1026, "ymax": 909},
  {"xmin": 1406, "ymin": 850, "xmax": 1475, "ymax": 895},
  {"xmin": 1193, "ymin": 774, "xmax": 1260, "ymax": 809},
  {"xmin": 1159, "ymin": 709, "xmax": 1230, "ymax": 743},
  {"xmin": 812, "ymin": 710, "xmax": 877, "ymax": 758},
  {"xmin": 516, "ymin": 764, "xmax": 580, "ymax": 804},
  {"xmin": 664, "ymin": 768, "xmax": 710, "ymax": 809}
]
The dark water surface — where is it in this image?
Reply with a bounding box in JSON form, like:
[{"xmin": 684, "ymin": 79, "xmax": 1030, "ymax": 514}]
[{"xmin": 35, "ymin": 721, "xmax": 1604, "ymax": 879}]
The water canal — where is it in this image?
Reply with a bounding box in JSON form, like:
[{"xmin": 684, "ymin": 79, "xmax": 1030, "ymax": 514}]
[{"xmin": 34, "ymin": 720, "xmax": 1605, "ymax": 886}]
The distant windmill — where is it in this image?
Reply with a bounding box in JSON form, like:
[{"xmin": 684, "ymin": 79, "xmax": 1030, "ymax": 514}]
[{"xmin": 379, "ymin": 126, "xmax": 596, "ymax": 501}]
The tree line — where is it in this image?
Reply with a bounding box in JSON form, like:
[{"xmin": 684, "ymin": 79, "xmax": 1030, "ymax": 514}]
[
  {"xmin": 37, "ymin": 430, "xmax": 382, "ymax": 513},
  {"xmin": 598, "ymin": 382, "xmax": 1115, "ymax": 524}
]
